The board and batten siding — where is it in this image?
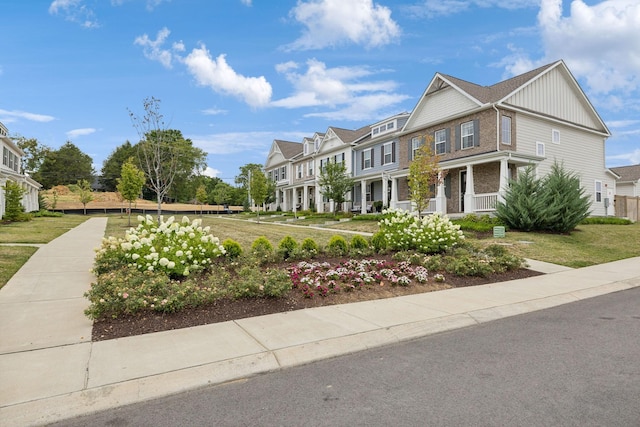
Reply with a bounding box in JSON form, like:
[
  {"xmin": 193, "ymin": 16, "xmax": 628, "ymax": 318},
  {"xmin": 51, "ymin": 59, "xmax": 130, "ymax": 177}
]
[
  {"xmin": 505, "ymin": 67, "xmax": 600, "ymax": 131},
  {"xmin": 516, "ymin": 115, "xmax": 614, "ymax": 216},
  {"xmin": 406, "ymin": 86, "xmax": 478, "ymax": 131}
]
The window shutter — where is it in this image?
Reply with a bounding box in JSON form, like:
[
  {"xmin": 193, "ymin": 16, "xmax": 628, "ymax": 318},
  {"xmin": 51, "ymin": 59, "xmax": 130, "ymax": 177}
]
[
  {"xmin": 431, "ymin": 132, "xmax": 436, "ymax": 153},
  {"xmin": 455, "ymin": 126, "xmax": 461, "ymax": 150},
  {"xmin": 444, "ymin": 175, "xmax": 451, "ymax": 198},
  {"xmin": 381, "ymin": 146, "xmax": 384, "ymax": 164},
  {"xmin": 371, "ymin": 148, "xmax": 375, "ymax": 166},
  {"xmin": 473, "ymin": 119, "xmax": 480, "ymax": 147},
  {"xmin": 409, "ymin": 140, "xmax": 413, "ymax": 161},
  {"xmin": 361, "ymin": 151, "xmax": 364, "ymax": 170},
  {"xmin": 392, "ymin": 142, "xmax": 396, "ymax": 163},
  {"xmin": 445, "ymin": 128, "xmax": 451, "ymax": 153}
]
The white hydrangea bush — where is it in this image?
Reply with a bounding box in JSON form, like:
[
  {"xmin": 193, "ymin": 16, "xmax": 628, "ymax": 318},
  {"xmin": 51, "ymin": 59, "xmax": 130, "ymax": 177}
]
[
  {"xmin": 96, "ymin": 215, "xmax": 225, "ymax": 277},
  {"xmin": 379, "ymin": 208, "xmax": 464, "ymax": 254}
]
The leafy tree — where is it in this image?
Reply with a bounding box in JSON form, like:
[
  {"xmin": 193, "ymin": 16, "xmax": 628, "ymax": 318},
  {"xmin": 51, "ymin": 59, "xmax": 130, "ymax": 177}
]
[
  {"xmin": 2, "ymin": 181, "xmax": 28, "ymax": 222},
  {"xmin": 212, "ymin": 181, "xmax": 234, "ymax": 206},
  {"xmin": 38, "ymin": 142, "xmax": 94, "ymax": 189},
  {"xmin": 195, "ymin": 184, "xmax": 208, "ymax": 216},
  {"xmin": 318, "ymin": 160, "xmax": 355, "ymax": 215},
  {"xmin": 407, "ymin": 139, "xmax": 443, "ymax": 218},
  {"xmin": 100, "ymin": 141, "xmax": 137, "ymax": 192},
  {"xmin": 495, "ymin": 166, "xmax": 546, "ymax": 232},
  {"xmin": 539, "ymin": 162, "xmax": 591, "ymax": 233},
  {"xmin": 235, "ymin": 163, "xmax": 264, "ymax": 208},
  {"xmin": 249, "ymin": 168, "xmax": 268, "ymax": 221},
  {"xmin": 129, "ymin": 97, "xmax": 207, "ymax": 222},
  {"xmin": 76, "ymin": 179, "xmax": 94, "ymax": 215},
  {"xmin": 116, "ymin": 157, "xmax": 146, "ymax": 226},
  {"xmin": 12, "ymin": 136, "xmax": 50, "ymax": 180}
]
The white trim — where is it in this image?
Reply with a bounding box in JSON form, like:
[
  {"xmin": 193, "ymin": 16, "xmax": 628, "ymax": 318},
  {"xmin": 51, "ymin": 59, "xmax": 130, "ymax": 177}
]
[{"xmin": 536, "ymin": 141, "xmax": 546, "ymax": 157}]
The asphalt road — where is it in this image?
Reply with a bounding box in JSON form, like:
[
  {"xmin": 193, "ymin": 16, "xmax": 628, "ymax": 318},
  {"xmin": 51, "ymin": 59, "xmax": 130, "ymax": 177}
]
[{"xmin": 55, "ymin": 287, "xmax": 640, "ymax": 427}]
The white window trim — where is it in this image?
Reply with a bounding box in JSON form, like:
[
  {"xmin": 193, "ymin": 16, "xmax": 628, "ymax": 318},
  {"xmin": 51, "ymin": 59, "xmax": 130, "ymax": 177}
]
[
  {"xmin": 383, "ymin": 143, "xmax": 393, "ymax": 165},
  {"xmin": 434, "ymin": 129, "xmax": 446, "ymax": 154},
  {"xmin": 461, "ymin": 121, "xmax": 474, "ymax": 149},
  {"xmin": 363, "ymin": 149, "xmax": 372, "ymax": 169},
  {"xmin": 595, "ymin": 180, "xmax": 602, "ymax": 202},
  {"xmin": 552, "ymin": 129, "xmax": 560, "ymax": 144},
  {"xmin": 411, "ymin": 137, "xmax": 423, "ymax": 160},
  {"xmin": 536, "ymin": 141, "xmax": 546, "ymax": 157},
  {"xmin": 501, "ymin": 116, "xmax": 512, "ymax": 145}
]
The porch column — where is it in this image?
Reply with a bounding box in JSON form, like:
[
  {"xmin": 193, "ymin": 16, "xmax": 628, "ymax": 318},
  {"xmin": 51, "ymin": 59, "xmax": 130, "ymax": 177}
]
[
  {"xmin": 464, "ymin": 165, "xmax": 475, "ymax": 214},
  {"xmin": 498, "ymin": 158, "xmax": 509, "ymax": 204},
  {"xmin": 361, "ymin": 180, "xmax": 367, "ymax": 214},
  {"xmin": 382, "ymin": 176, "xmax": 389, "ymax": 209},
  {"xmin": 390, "ymin": 178, "xmax": 398, "ymax": 209},
  {"xmin": 282, "ymin": 189, "xmax": 288, "ymax": 212},
  {"xmin": 435, "ymin": 172, "xmax": 447, "ymax": 214},
  {"xmin": 315, "ymin": 184, "xmax": 323, "ymax": 213},
  {"xmin": 275, "ymin": 189, "xmax": 280, "ymax": 210},
  {"xmin": 303, "ymin": 184, "xmax": 309, "ymax": 211}
]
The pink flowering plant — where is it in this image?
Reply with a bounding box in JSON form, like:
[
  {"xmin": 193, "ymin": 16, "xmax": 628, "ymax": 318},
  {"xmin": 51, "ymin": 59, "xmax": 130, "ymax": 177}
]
[
  {"xmin": 379, "ymin": 208, "xmax": 464, "ymax": 253},
  {"xmin": 289, "ymin": 258, "xmax": 432, "ymax": 298},
  {"xmin": 94, "ymin": 215, "xmax": 226, "ymax": 278}
]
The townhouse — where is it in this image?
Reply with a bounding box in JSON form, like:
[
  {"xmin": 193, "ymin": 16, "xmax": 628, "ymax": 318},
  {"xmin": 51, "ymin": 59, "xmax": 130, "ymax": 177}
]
[{"xmin": 265, "ymin": 60, "xmax": 617, "ymax": 217}]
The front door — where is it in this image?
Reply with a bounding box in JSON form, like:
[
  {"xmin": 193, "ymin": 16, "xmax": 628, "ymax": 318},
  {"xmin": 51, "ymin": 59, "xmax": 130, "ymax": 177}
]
[{"xmin": 460, "ymin": 170, "xmax": 467, "ymax": 212}]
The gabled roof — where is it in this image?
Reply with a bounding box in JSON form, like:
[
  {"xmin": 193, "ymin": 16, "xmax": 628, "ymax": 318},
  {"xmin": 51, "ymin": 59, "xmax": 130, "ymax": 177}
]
[
  {"xmin": 274, "ymin": 139, "xmax": 303, "ymax": 159},
  {"xmin": 611, "ymin": 164, "xmax": 640, "ymax": 182},
  {"xmin": 439, "ymin": 62, "xmax": 556, "ymax": 104}
]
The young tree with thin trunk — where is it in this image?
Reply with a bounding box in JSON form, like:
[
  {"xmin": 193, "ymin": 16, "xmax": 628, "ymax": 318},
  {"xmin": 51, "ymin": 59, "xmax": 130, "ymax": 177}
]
[
  {"xmin": 129, "ymin": 97, "xmax": 177, "ymax": 224},
  {"xmin": 195, "ymin": 184, "xmax": 208, "ymax": 217},
  {"xmin": 117, "ymin": 158, "xmax": 146, "ymax": 226},
  {"xmin": 407, "ymin": 137, "xmax": 443, "ymax": 218},
  {"xmin": 318, "ymin": 160, "xmax": 355, "ymax": 215},
  {"xmin": 249, "ymin": 169, "xmax": 268, "ymax": 222},
  {"xmin": 77, "ymin": 179, "xmax": 94, "ymax": 215}
]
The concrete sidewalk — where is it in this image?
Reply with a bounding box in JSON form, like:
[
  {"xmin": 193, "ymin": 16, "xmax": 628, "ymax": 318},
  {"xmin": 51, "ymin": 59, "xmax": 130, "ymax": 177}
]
[{"xmin": 1, "ymin": 218, "xmax": 639, "ymax": 426}]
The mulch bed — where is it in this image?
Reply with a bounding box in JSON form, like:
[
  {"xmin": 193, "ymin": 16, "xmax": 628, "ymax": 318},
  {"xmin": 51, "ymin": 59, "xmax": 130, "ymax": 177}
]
[{"xmin": 92, "ymin": 266, "xmax": 542, "ymax": 341}]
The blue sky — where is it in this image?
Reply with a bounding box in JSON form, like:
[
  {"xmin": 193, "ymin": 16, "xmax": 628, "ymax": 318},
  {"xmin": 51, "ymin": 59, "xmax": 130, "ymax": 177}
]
[{"xmin": 2, "ymin": 0, "xmax": 639, "ymax": 183}]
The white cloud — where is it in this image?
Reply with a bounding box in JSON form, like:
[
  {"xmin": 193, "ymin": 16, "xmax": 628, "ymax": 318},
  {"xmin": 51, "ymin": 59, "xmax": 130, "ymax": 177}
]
[
  {"xmin": 607, "ymin": 148, "xmax": 640, "ymax": 165},
  {"xmin": 134, "ymin": 27, "xmax": 177, "ymax": 69},
  {"xmin": 0, "ymin": 109, "xmax": 55, "ymax": 123},
  {"xmin": 272, "ymin": 59, "xmax": 410, "ymax": 120},
  {"xmin": 537, "ymin": 0, "xmax": 640, "ymax": 94},
  {"xmin": 285, "ymin": 0, "xmax": 400, "ymax": 51},
  {"xmin": 66, "ymin": 128, "xmax": 96, "ymax": 138},
  {"xmin": 202, "ymin": 108, "xmax": 227, "ymax": 116},
  {"xmin": 191, "ymin": 131, "xmax": 308, "ymax": 155},
  {"xmin": 48, "ymin": 0, "xmax": 99, "ymax": 28},
  {"xmin": 240, "ymin": 0, "xmax": 252, "ymax": 5},
  {"xmin": 202, "ymin": 167, "xmax": 221, "ymax": 178},
  {"xmin": 608, "ymin": 120, "xmax": 640, "ymax": 129},
  {"xmin": 406, "ymin": 0, "xmax": 538, "ymax": 18},
  {"xmin": 183, "ymin": 46, "xmax": 272, "ymax": 108}
]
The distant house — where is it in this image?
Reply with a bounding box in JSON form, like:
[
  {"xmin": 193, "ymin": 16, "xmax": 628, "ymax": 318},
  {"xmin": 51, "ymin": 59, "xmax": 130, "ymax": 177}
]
[
  {"xmin": 264, "ymin": 60, "xmax": 618, "ymax": 218},
  {"xmin": 611, "ymin": 164, "xmax": 640, "ymax": 197},
  {"xmin": 1, "ymin": 122, "xmax": 42, "ymax": 219}
]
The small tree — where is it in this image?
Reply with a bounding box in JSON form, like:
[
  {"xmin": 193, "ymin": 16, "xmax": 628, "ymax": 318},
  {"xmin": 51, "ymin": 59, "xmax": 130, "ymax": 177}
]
[
  {"xmin": 495, "ymin": 166, "xmax": 546, "ymax": 232},
  {"xmin": 318, "ymin": 160, "xmax": 355, "ymax": 215},
  {"xmin": 195, "ymin": 184, "xmax": 208, "ymax": 217},
  {"xmin": 77, "ymin": 179, "xmax": 94, "ymax": 215},
  {"xmin": 407, "ymin": 138, "xmax": 442, "ymax": 218},
  {"xmin": 2, "ymin": 181, "xmax": 28, "ymax": 222},
  {"xmin": 116, "ymin": 158, "xmax": 146, "ymax": 226},
  {"xmin": 539, "ymin": 162, "xmax": 591, "ymax": 233},
  {"xmin": 249, "ymin": 169, "xmax": 268, "ymax": 222}
]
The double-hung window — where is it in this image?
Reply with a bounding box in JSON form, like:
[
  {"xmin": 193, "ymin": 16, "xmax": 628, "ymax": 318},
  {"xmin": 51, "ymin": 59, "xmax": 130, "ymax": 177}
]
[
  {"xmin": 363, "ymin": 149, "xmax": 372, "ymax": 169},
  {"xmin": 297, "ymin": 164, "xmax": 302, "ymax": 179},
  {"xmin": 595, "ymin": 180, "xmax": 602, "ymax": 202},
  {"xmin": 411, "ymin": 137, "xmax": 423, "ymax": 160},
  {"xmin": 383, "ymin": 143, "xmax": 393, "ymax": 165},
  {"xmin": 434, "ymin": 129, "xmax": 446, "ymax": 154},
  {"xmin": 461, "ymin": 121, "xmax": 474, "ymax": 149},
  {"xmin": 502, "ymin": 116, "xmax": 512, "ymax": 145},
  {"xmin": 308, "ymin": 160, "xmax": 314, "ymax": 176},
  {"xmin": 280, "ymin": 166, "xmax": 286, "ymax": 180}
]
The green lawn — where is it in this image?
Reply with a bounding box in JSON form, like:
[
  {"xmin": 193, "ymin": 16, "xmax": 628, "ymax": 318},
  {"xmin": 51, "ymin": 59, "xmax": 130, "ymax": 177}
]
[{"xmin": 2, "ymin": 213, "xmax": 639, "ymax": 289}]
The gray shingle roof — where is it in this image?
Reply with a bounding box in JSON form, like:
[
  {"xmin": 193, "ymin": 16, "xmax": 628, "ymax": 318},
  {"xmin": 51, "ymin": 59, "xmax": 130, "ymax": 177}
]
[
  {"xmin": 611, "ymin": 164, "xmax": 640, "ymax": 181},
  {"xmin": 274, "ymin": 140, "xmax": 302, "ymax": 159}
]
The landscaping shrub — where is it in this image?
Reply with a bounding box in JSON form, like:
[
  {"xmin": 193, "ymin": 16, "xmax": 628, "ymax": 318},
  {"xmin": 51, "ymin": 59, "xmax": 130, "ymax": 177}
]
[
  {"xmin": 251, "ymin": 236, "xmax": 274, "ymax": 263},
  {"xmin": 94, "ymin": 215, "xmax": 226, "ymax": 278},
  {"xmin": 278, "ymin": 236, "xmax": 299, "ymax": 259},
  {"xmin": 581, "ymin": 217, "xmax": 633, "ymax": 225},
  {"xmin": 262, "ymin": 268, "xmax": 293, "ymax": 297},
  {"xmin": 327, "ymin": 235, "xmax": 349, "ymax": 256},
  {"xmin": 496, "ymin": 163, "xmax": 590, "ymax": 233},
  {"xmin": 349, "ymin": 234, "xmax": 371, "ymax": 256},
  {"xmin": 300, "ymin": 237, "xmax": 319, "ymax": 254},
  {"xmin": 379, "ymin": 209, "xmax": 464, "ymax": 254},
  {"xmin": 370, "ymin": 231, "xmax": 388, "ymax": 253},
  {"xmin": 2, "ymin": 181, "xmax": 30, "ymax": 222},
  {"xmin": 222, "ymin": 239, "xmax": 243, "ymax": 259},
  {"xmin": 453, "ymin": 214, "xmax": 503, "ymax": 232}
]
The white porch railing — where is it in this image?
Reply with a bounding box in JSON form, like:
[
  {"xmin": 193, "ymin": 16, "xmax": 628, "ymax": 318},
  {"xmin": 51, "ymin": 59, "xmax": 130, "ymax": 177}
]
[{"xmin": 474, "ymin": 192, "xmax": 499, "ymax": 212}]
